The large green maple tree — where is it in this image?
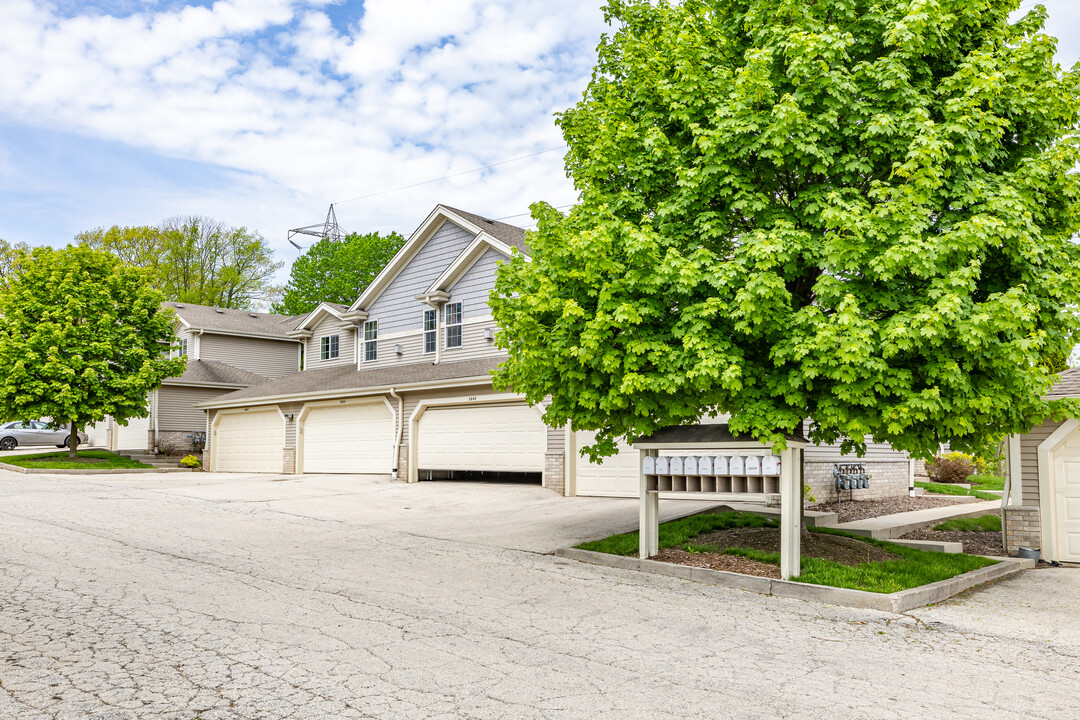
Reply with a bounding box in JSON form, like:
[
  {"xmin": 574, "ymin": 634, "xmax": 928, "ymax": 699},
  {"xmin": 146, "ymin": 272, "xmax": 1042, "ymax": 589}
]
[{"xmin": 492, "ymin": 0, "xmax": 1080, "ymax": 459}]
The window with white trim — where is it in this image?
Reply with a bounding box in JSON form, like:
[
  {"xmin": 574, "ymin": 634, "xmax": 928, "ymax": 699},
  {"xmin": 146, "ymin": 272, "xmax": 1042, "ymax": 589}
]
[
  {"xmin": 444, "ymin": 302, "xmax": 462, "ymax": 348},
  {"xmin": 423, "ymin": 310, "xmax": 437, "ymax": 354},
  {"xmin": 177, "ymin": 338, "xmax": 188, "ymax": 357},
  {"xmin": 363, "ymin": 320, "xmax": 378, "ymax": 362},
  {"xmin": 320, "ymin": 334, "xmax": 340, "ymax": 360}
]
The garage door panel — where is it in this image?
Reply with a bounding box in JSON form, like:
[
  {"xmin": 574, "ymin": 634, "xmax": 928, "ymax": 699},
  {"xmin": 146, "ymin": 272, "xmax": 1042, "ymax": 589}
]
[
  {"xmin": 115, "ymin": 415, "xmax": 150, "ymax": 451},
  {"xmin": 417, "ymin": 404, "xmax": 545, "ymax": 472},
  {"xmin": 302, "ymin": 402, "xmax": 393, "ymax": 474},
  {"xmin": 575, "ymin": 431, "xmax": 639, "ymax": 497},
  {"xmin": 214, "ymin": 410, "xmax": 284, "ymax": 473}
]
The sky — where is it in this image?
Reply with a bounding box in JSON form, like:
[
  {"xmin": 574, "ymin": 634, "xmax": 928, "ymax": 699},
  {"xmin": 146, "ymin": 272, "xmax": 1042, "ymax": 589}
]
[{"xmin": 0, "ymin": 0, "xmax": 1078, "ymax": 271}]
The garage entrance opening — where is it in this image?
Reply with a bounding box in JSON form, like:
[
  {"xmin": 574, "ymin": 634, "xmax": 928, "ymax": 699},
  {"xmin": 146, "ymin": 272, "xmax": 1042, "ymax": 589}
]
[{"xmin": 418, "ymin": 469, "xmax": 542, "ymax": 485}]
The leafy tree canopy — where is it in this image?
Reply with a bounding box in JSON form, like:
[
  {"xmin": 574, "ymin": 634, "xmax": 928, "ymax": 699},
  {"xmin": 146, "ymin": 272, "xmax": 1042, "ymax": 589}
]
[
  {"xmin": 491, "ymin": 0, "xmax": 1080, "ymax": 460},
  {"xmin": 77, "ymin": 216, "xmax": 283, "ymax": 310},
  {"xmin": 0, "ymin": 246, "xmax": 186, "ymax": 457},
  {"xmin": 271, "ymin": 231, "xmax": 406, "ymax": 316},
  {"xmin": 0, "ymin": 238, "xmax": 31, "ymax": 290}
]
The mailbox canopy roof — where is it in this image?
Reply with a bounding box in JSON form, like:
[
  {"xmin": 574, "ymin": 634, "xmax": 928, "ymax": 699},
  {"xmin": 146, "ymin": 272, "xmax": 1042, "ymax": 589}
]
[{"xmin": 633, "ymin": 424, "xmax": 808, "ymax": 450}]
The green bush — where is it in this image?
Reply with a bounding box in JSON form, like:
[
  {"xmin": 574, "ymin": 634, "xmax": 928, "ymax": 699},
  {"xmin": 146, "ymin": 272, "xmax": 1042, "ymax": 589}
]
[
  {"xmin": 180, "ymin": 454, "xmax": 201, "ymax": 468},
  {"xmin": 927, "ymin": 453, "xmax": 975, "ymax": 483}
]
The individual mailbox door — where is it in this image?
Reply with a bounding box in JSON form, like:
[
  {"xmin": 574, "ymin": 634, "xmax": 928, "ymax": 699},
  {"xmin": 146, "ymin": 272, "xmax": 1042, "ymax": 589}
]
[{"xmin": 729, "ymin": 455, "xmax": 745, "ymax": 474}]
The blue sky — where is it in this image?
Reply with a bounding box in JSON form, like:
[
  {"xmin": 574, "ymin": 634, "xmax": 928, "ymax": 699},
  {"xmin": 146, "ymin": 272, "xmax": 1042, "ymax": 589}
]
[{"xmin": 0, "ymin": 0, "xmax": 1078, "ymax": 263}]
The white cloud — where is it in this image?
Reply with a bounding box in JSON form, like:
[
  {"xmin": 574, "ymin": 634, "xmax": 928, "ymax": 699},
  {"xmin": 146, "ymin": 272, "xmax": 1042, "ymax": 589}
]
[{"xmin": 0, "ymin": 0, "xmax": 602, "ymax": 254}]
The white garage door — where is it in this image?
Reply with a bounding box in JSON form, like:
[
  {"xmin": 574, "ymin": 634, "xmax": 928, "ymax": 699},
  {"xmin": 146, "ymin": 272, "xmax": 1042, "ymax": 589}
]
[
  {"xmin": 114, "ymin": 415, "xmax": 150, "ymax": 451},
  {"xmin": 575, "ymin": 430, "xmax": 639, "ymax": 497},
  {"xmin": 1053, "ymin": 427, "xmax": 1080, "ymax": 562},
  {"xmin": 213, "ymin": 409, "xmax": 284, "ymax": 473},
  {"xmin": 417, "ymin": 403, "xmax": 546, "ymax": 472},
  {"xmin": 301, "ymin": 401, "xmax": 394, "ymax": 474},
  {"xmin": 84, "ymin": 420, "xmax": 109, "ymax": 447}
]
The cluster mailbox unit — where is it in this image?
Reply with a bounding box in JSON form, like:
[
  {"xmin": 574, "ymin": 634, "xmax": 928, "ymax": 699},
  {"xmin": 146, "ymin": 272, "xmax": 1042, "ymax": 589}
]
[{"xmin": 633, "ymin": 424, "xmax": 808, "ymax": 580}]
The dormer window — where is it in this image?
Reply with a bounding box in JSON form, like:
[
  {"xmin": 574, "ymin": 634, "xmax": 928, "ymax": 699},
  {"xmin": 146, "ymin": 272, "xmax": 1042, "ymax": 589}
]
[
  {"xmin": 321, "ymin": 334, "xmax": 340, "ymax": 360},
  {"xmin": 363, "ymin": 320, "xmax": 378, "ymax": 362},
  {"xmin": 444, "ymin": 302, "xmax": 462, "ymax": 349},
  {"xmin": 423, "ymin": 310, "xmax": 437, "ymax": 354}
]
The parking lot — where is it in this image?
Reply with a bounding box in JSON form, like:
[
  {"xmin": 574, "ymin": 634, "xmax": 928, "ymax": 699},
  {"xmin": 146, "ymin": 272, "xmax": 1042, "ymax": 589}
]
[{"xmin": 1, "ymin": 469, "xmax": 1077, "ymax": 719}]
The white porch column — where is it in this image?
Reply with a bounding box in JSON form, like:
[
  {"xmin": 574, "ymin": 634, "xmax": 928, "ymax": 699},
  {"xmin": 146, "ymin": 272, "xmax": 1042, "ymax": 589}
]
[{"xmin": 780, "ymin": 446, "xmax": 802, "ymax": 580}]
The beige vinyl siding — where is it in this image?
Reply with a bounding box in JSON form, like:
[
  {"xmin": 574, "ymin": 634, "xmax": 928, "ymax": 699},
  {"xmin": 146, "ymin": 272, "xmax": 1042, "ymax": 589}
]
[
  {"xmin": 280, "ymin": 401, "xmax": 304, "ymax": 448},
  {"xmin": 366, "ymin": 220, "xmax": 474, "ymax": 333},
  {"xmin": 1020, "ymin": 419, "xmax": 1063, "ymax": 507},
  {"xmin": 173, "ymin": 327, "xmax": 195, "ymax": 357},
  {"xmin": 546, "ymin": 424, "xmax": 565, "ymax": 454},
  {"xmin": 157, "ymin": 386, "xmax": 232, "ymax": 431},
  {"xmin": 439, "ymin": 318, "xmax": 504, "ymax": 363},
  {"xmin": 305, "ymin": 316, "xmax": 357, "ymax": 370},
  {"xmin": 200, "ymin": 334, "xmax": 300, "ymax": 379},
  {"xmin": 799, "ymin": 420, "xmax": 910, "ymax": 462}
]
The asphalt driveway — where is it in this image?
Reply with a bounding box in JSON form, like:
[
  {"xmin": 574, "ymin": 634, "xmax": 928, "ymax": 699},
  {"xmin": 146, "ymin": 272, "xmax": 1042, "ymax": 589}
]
[{"xmin": 1, "ymin": 469, "xmax": 1077, "ymax": 719}]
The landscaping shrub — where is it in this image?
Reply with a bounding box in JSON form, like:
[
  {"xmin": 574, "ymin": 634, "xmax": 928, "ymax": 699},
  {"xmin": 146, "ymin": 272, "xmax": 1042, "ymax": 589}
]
[
  {"xmin": 927, "ymin": 453, "xmax": 975, "ymax": 483},
  {"xmin": 180, "ymin": 454, "xmax": 201, "ymax": 469}
]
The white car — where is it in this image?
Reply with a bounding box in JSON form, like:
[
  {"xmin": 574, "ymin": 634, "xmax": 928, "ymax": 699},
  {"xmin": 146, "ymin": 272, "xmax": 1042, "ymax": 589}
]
[{"xmin": 0, "ymin": 421, "xmax": 88, "ymax": 451}]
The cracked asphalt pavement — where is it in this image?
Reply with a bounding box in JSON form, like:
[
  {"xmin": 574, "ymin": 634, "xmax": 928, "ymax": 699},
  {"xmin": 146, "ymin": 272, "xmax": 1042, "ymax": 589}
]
[{"xmin": 0, "ymin": 470, "xmax": 1077, "ymax": 719}]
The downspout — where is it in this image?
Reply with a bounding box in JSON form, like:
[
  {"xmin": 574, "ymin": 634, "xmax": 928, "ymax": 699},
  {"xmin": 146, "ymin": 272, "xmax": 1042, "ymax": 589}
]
[{"xmin": 389, "ymin": 387, "xmax": 403, "ymax": 479}]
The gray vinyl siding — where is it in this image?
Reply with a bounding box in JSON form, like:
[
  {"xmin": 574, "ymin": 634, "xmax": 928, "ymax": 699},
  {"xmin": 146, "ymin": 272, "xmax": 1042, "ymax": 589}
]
[
  {"xmin": 199, "ymin": 334, "xmax": 300, "ymax": 379},
  {"xmin": 305, "ymin": 316, "xmax": 356, "ymax": 370},
  {"xmin": 547, "ymin": 425, "xmax": 565, "ymax": 454},
  {"xmin": 1020, "ymin": 419, "xmax": 1063, "ymax": 507},
  {"xmin": 799, "ymin": 421, "xmax": 910, "ymax": 462},
  {"xmin": 172, "ymin": 326, "xmax": 194, "ymax": 357},
  {"xmin": 157, "ymin": 386, "xmax": 228, "ymax": 432},
  {"xmin": 448, "ymin": 248, "xmax": 506, "ymax": 320},
  {"xmin": 366, "ymin": 220, "xmax": 474, "ymax": 333}
]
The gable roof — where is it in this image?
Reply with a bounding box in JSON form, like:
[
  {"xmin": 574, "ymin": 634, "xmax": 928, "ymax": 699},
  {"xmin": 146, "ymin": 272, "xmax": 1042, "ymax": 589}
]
[
  {"xmin": 292, "ymin": 301, "xmax": 353, "ymax": 333},
  {"xmin": 163, "ymin": 360, "xmax": 271, "ymax": 388},
  {"xmin": 165, "ymin": 302, "xmax": 303, "ymax": 340},
  {"xmin": 440, "ymin": 206, "xmax": 529, "ymax": 254},
  {"xmin": 196, "ymin": 356, "xmax": 503, "ymax": 409},
  {"xmin": 349, "ymin": 204, "xmax": 528, "ymax": 313},
  {"xmin": 1048, "ymin": 367, "xmax": 1080, "ymax": 399},
  {"xmin": 424, "ymin": 234, "xmax": 512, "ymax": 296}
]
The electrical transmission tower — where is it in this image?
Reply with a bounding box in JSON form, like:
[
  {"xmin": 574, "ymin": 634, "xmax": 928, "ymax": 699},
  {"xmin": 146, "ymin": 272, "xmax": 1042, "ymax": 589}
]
[{"xmin": 288, "ymin": 204, "xmax": 348, "ymax": 249}]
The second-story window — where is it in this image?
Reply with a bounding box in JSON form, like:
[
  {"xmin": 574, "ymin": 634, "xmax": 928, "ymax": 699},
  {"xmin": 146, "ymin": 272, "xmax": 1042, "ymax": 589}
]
[
  {"xmin": 423, "ymin": 310, "xmax": 437, "ymax": 354},
  {"xmin": 177, "ymin": 338, "xmax": 188, "ymax": 358},
  {"xmin": 364, "ymin": 320, "xmax": 378, "ymax": 362},
  {"xmin": 321, "ymin": 334, "xmax": 339, "ymax": 360},
  {"xmin": 444, "ymin": 302, "xmax": 462, "ymax": 348}
]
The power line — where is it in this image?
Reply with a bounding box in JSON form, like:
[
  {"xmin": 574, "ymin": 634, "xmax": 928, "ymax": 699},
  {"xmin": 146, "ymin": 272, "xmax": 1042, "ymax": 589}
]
[{"xmin": 333, "ymin": 146, "xmax": 567, "ymax": 206}]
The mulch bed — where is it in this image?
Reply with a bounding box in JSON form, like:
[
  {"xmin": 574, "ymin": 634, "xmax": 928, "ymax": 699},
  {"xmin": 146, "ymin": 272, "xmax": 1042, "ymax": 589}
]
[
  {"xmin": 656, "ymin": 527, "xmax": 900, "ymax": 574},
  {"xmin": 809, "ymin": 496, "xmax": 966, "ymax": 524},
  {"xmin": 899, "ymin": 529, "xmax": 1005, "ymax": 557}
]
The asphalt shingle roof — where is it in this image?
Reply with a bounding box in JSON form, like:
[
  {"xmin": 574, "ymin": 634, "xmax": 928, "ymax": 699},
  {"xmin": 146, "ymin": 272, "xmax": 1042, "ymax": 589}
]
[
  {"xmin": 1048, "ymin": 367, "xmax": 1080, "ymax": 399},
  {"xmin": 442, "ymin": 206, "xmax": 529, "ymax": 254},
  {"xmin": 165, "ymin": 360, "xmax": 271, "ymax": 388},
  {"xmin": 166, "ymin": 302, "xmax": 304, "ymax": 338},
  {"xmin": 197, "ymin": 356, "xmax": 504, "ymax": 407}
]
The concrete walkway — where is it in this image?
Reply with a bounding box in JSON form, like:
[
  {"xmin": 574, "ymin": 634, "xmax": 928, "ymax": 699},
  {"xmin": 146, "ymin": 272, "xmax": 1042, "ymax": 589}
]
[{"xmin": 838, "ymin": 500, "xmax": 1001, "ymax": 539}]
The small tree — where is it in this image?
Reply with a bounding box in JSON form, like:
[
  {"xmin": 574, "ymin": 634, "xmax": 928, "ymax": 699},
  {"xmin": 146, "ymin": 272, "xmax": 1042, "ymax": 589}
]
[
  {"xmin": 271, "ymin": 231, "xmax": 407, "ymax": 316},
  {"xmin": 492, "ymin": 0, "xmax": 1080, "ymax": 461},
  {"xmin": 0, "ymin": 247, "xmax": 186, "ymax": 458}
]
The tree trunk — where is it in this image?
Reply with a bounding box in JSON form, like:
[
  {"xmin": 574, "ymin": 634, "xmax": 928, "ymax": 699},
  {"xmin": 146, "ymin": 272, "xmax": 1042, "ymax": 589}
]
[{"xmin": 68, "ymin": 422, "xmax": 79, "ymax": 460}]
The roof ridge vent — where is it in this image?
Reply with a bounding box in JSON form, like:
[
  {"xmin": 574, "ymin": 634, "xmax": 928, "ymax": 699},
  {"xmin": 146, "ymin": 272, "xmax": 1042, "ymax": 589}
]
[
  {"xmin": 249, "ymin": 313, "xmax": 259, "ymax": 318},
  {"xmin": 215, "ymin": 308, "xmax": 225, "ymax": 313},
  {"xmin": 175, "ymin": 303, "xmax": 185, "ymax": 308}
]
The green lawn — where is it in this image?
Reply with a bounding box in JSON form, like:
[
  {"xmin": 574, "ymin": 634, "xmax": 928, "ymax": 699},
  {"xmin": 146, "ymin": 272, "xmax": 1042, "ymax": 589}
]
[
  {"xmin": 576, "ymin": 512, "xmax": 997, "ymax": 594},
  {"xmin": 934, "ymin": 514, "xmax": 1002, "ymax": 532},
  {"xmin": 1, "ymin": 450, "xmax": 154, "ymax": 470},
  {"xmin": 967, "ymin": 474, "xmax": 1005, "ymax": 491},
  {"xmin": 916, "ymin": 481, "xmax": 999, "ymax": 500}
]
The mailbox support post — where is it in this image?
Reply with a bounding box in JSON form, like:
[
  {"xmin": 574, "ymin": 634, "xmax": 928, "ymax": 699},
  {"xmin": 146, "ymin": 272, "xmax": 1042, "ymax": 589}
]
[
  {"xmin": 639, "ymin": 461, "xmax": 659, "ymax": 558},
  {"xmin": 779, "ymin": 446, "xmax": 801, "ymax": 580}
]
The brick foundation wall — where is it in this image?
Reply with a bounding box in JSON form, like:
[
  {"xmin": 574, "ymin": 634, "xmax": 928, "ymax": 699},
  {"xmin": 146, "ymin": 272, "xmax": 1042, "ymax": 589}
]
[
  {"xmin": 1004, "ymin": 506, "xmax": 1041, "ymax": 556},
  {"xmin": 545, "ymin": 453, "xmax": 566, "ymax": 495},
  {"xmin": 397, "ymin": 444, "xmax": 409, "ymax": 481},
  {"xmin": 155, "ymin": 430, "xmax": 204, "ymax": 459},
  {"xmin": 283, "ymin": 447, "xmax": 296, "ymax": 474},
  {"xmin": 805, "ymin": 460, "xmax": 911, "ymax": 503}
]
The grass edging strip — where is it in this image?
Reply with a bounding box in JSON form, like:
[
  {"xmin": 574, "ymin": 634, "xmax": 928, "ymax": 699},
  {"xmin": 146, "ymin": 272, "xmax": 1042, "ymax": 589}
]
[
  {"xmin": 554, "ymin": 547, "xmax": 1034, "ymax": 613},
  {"xmin": 0, "ymin": 460, "xmax": 193, "ymax": 475}
]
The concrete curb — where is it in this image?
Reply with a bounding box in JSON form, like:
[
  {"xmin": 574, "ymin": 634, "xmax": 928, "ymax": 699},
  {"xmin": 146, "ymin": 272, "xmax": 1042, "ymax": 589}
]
[
  {"xmin": 839, "ymin": 500, "xmax": 1000, "ymax": 539},
  {"xmin": 0, "ymin": 461, "xmax": 194, "ymax": 475},
  {"xmin": 887, "ymin": 538, "xmax": 963, "ymax": 553},
  {"xmin": 554, "ymin": 547, "xmax": 1034, "ymax": 613}
]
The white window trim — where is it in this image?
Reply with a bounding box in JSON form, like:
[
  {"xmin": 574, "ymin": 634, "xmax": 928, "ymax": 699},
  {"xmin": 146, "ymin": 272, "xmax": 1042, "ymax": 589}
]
[
  {"xmin": 444, "ymin": 302, "xmax": 462, "ymax": 349},
  {"xmin": 321, "ymin": 334, "xmax": 340, "ymax": 361},
  {"xmin": 363, "ymin": 321, "xmax": 379, "ymax": 362},
  {"xmin": 423, "ymin": 310, "xmax": 437, "ymax": 355}
]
